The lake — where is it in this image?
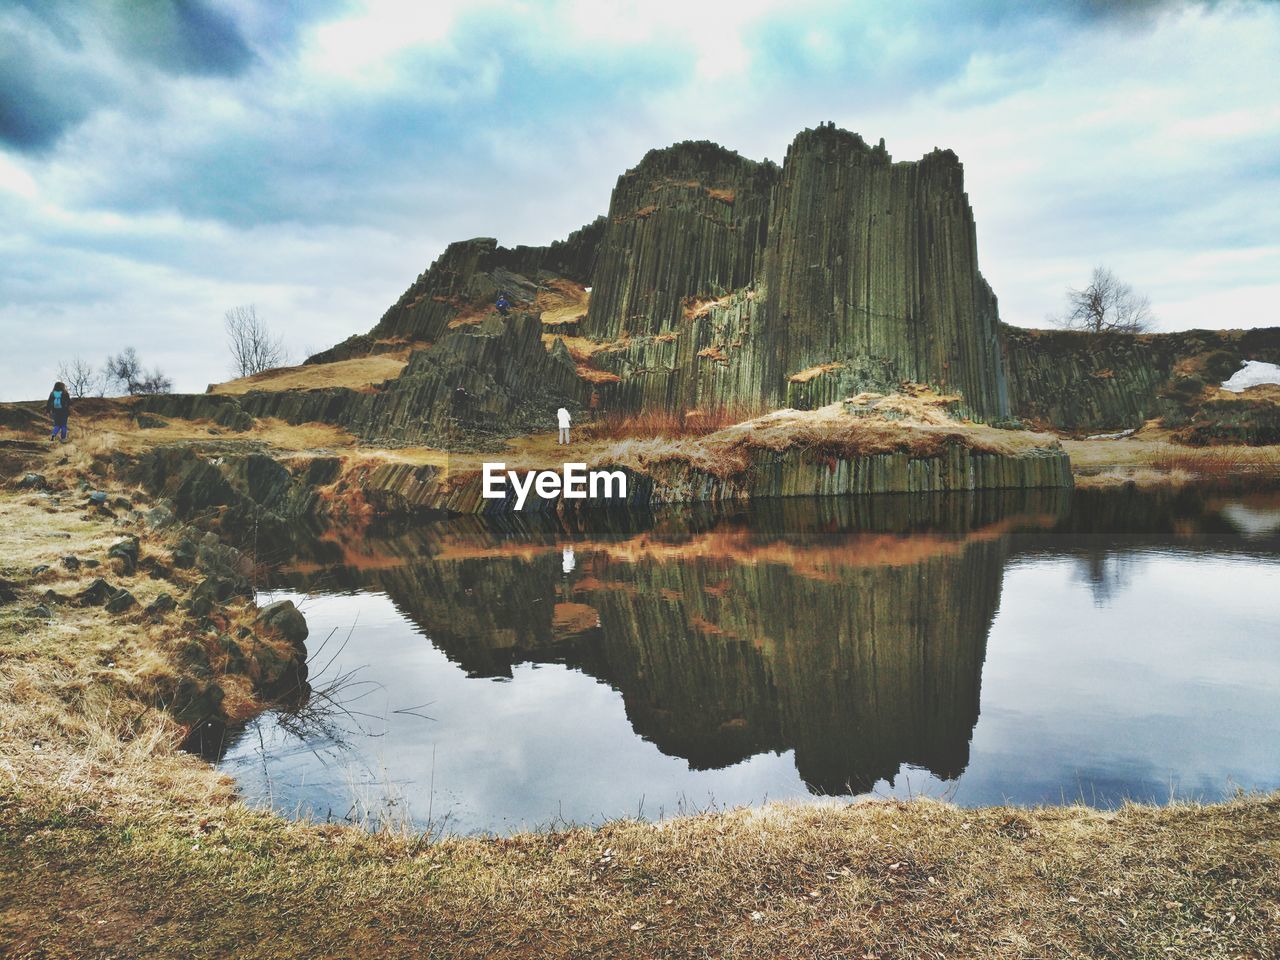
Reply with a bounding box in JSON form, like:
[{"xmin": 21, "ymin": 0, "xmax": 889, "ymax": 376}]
[{"xmin": 217, "ymin": 488, "xmax": 1280, "ymax": 835}]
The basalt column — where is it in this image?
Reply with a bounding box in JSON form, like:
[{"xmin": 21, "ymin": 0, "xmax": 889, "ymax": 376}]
[
  {"xmin": 582, "ymin": 141, "xmax": 778, "ymax": 340},
  {"xmin": 762, "ymin": 124, "xmax": 1010, "ymax": 419}
]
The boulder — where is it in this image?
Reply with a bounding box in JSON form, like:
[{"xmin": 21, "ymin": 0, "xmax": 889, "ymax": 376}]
[
  {"xmin": 17, "ymin": 473, "xmax": 46, "ymax": 490},
  {"xmin": 60, "ymin": 555, "xmax": 80, "ymax": 571},
  {"xmin": 255, "ymin": 599, "xmax": 309, "ymax": 646},
  {"xmin": 144, "ymin": 592, "xmax": 176, "ymax": 617},
  {"xmin": 76, "ymin": 578, "xmax": 115, "ymax": 606},
  {"xmin": 105, "ymin": 588, "xmax": 137, "ymax": 614},
  {"xmin": 108, "ymin": 536, "xmax": 140, "ymax": 574}
]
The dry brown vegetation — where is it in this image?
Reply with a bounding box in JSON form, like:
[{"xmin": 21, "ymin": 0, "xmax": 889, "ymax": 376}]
[
  {"xmin": 1067, "ymin": 431, "xmax": 1280, "ymax": 491},
  {"xmin": 602, "ymin": 402, "xmax": 1060, "ymax": 480},
  {"xmin": 210, "ymin": 354, "xmax": 411, "ymax": 395},
  {"xmin": 536, "ymin": 278, "xmax": 590, "ymax": 327},
  {"xmin": 579, "ymin": 404, "xmax": 770, "ymax": 441},
  {"xmin": 788, "ymin": 361, "xmax": 845, "ymax": 383}
]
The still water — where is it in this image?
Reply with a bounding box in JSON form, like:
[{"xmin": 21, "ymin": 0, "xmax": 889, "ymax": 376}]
[{"xmin": 219, "ymin": 489, "xmax": 1280, "ymax": 835}]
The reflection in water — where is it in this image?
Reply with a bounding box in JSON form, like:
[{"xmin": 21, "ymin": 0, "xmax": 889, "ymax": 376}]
[{"xmin": 220, "ymin": 489, "xmax": 1280, "ymax": 834}]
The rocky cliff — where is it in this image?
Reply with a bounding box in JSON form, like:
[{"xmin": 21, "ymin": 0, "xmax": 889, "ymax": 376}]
[
  {"xmin": 296, "ymin": 123, "xmax": 1013, "ymax": 430},
  {"xmin": 1001, "ymin": 324, "xmax": 1280, "ymax": 434},
  {"xmin": 584, "ymin": 125, "xmax": 1010, "ymax": 418}
]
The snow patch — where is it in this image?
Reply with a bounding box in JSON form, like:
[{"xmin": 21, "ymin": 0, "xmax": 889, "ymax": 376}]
[{"xmin": 1222, "ymin": 360, "xmax": 1280, "ymax": 393}]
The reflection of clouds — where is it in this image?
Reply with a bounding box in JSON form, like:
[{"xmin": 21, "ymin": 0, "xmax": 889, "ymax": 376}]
[
  {"xmin": 562, "ymin": 546, "xmax": 575, "ymax": 574},
  {"xmin": 1221, "ymin": 503, "xmax": 1280, "ymax": 538},
  {"xmin": 224, "ymin": 591, "xmax": 809, "ymax": 835},
  {"xmin": 225, "ymin": 538, "xmax": 1280, "ymax": 831}
]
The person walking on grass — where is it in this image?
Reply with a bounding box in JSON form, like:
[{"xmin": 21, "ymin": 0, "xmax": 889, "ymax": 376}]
[
  {"xmin": 557, "ymin": 406, "xmax": 571, "ymax": 445},
  {"xmin": 45, "ymin": 381, "xmax": 71, "ymax": 442}
]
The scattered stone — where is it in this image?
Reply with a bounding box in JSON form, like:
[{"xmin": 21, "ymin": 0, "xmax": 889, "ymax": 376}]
[
  {"xmin": 83, "ymin": 559, "xmax": 100, "ymax": 569},
  {"xmin": 108, "ymin": 536, "xmax": 140, "ymax": 574},
  {"xmin": 171, "ymin": 537, "xmax": 198, "ymax": 568},
  {"xmin": 144, "ymin": 592, "xmax": 176, "ymax": 617},
  {"xmin": 26, "ymin": 604, "xmax": 53, "ymax": 619},
  {"xmin": 17, "ymin": 473, "xmax": 47, "ymax": 490},
  {"xmin": 60, "ymin": 555, "xmax": 80, "ymax": 572},
  {"xmin": 111, "ymin": 496, "xmax": 133, "ymax": 510},
  {"xmin": 87, "ymin": 491, "xmax": 108, "ymax": 505},
  {"xmin": 255, "ymin": 599, "xmax": 309, "ymax": 646},
  {"xmin": 132, "ymin": 413, "xmax": 169, "ymax": 429},
  {"xmin": 0, "ymin": 578, "xmax": 18, "ymax": 604},
  {"xmin": 105, "ymin": 589, "xmax": 137, "ymax": 614},
  {"xmin": 30, "ymin": 564, "xmax": 51, "ymax": 575},
  {"xmin": 42, "ymin": 588, "xmax": 67, "ymax": 605},
  {"xmin": 76, "ymin": 578, "xmax": 116, "ymax": 607},
  {"xmin": 144, "ymin": 505, "xmax": 175, "ymax": 529}
]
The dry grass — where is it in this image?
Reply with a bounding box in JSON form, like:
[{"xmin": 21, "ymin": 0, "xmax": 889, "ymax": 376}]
[
  {"xmin": 2, "ymin": 781, "xmax": 1276, "ymax": 959},
  {"xmin": 210, "ymin": 355, "xmax": 410, "ymax": 395},
  {"xmin": 788, "ymin": 361, "xmax": 845, "ymax": 383},
  {"xmin": 536, "ymin": 278, "xmax": 590, "ymax": 327},
  {"xmin": 22, "ymin": 412, "xmax": 363, "ymax": 460},
  {"xmin": 540, "ymin": 332, "xmax": 630, "ymax": 383},
  {"xmin": 602, "ymin": 403, "xmax": 1059, "ymax": 479},
  {"xmin": 683, "ymin": 293, "xmax": 734, "ymax": 321},
  {"xmin": 580, "ymin": 404, "xmax": 769, "ymax": 441},
  {"xmin": 1067, "ymin": 431, "xmax": 1280, "ymax": 490}
]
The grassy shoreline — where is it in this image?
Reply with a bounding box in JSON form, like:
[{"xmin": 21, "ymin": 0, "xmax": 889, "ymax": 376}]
[{"xmin": 2, "ymin": 431, "xmax": 1279, "ymax": 958}]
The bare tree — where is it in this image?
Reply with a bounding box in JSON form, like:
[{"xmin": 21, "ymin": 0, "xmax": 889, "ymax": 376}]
[
  {"xmin": 225, "ymin": 304, "xmax": 287, "ymax": 378},
  {"xmin": 1054, "ymin": 266, "xmax": 1154, "ymax": 334},
  {"xmin": 56, "ymin": 356, "xmax": 101, "ymax": 397},
  {"xmin": 102, "ymin": 347, "xmax": 173, "ymax": 396}
]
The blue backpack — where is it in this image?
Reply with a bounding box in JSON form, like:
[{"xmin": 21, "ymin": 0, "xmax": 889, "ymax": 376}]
[{"xmin": 52, "ymin": 390, "xmax": 64, "ymax": 409}]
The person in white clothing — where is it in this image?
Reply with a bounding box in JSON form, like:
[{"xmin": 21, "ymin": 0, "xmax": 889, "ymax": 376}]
[{"xmin": 557, "ymin": 407, "xmax": 571, "ymax": 445}]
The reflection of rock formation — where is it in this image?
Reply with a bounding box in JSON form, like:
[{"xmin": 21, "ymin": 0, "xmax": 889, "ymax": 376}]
[
  {"xmin": 577, "ymin": 537, "xmax": 1004, "ymax": 792},
  {"xmin": 274, "ymin": 498, "xmax": 1041, "ymax": 794}
]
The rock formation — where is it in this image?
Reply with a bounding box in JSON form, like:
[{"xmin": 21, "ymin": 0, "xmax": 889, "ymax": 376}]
[
  {"xmin": 300, "ymin": 122, "xmax": 1015, "ymax": 427},
  {"xmin": 1001, "ymin": 325, "xmax": 1280, "ymax": 434},
  {"xmin": 121, "ymin": 122, "xmax": 1280, "ymax": 453}
]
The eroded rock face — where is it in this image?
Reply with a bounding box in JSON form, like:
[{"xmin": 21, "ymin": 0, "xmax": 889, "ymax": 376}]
[
  {"xmin": 1000, "ymin": 325, "xmax": 1280, "ymax": 433},
  {"xmin": 582, "ymin": 141, "xmax": 777, "ymax": 340},
  {"xmin": 761, "ymin": 127, "xmax": 1008, "ymax": 418},
  {"xmin": 289, "ymin": 124, "xmax": 1015, "ymax": 428},
  {"xmin": 349, "ymin": 220, "xmax": 604, "ymax": 349},
  {"xmin": 583, "ymin": 127, "xmax": 1010, "ymax": 419}
]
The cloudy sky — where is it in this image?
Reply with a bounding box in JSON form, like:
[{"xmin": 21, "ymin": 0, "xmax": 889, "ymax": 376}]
[{"xmin": 1, "ymin": 0, "xmax": 1277, "ymax": 400}]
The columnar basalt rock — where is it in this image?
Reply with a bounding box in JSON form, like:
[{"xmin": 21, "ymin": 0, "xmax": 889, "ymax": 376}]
[
  {"xmin": 581, "ymin": 141, "xmax": 778, "ymax": 341},
  {"xmin": 585, "ymin": 126, "xmax": 1010, "ymax": 418},
  {"xmin": 759, "ymin": 125, "xmax": 1008, "ymax": 417},
  {"xmin": 314, "ymin": 218, "xmax": 605, "ymax": 361},
  {"xmin": 1000, "ymin": 324, "xmax": 1280, "ymax": 432}
]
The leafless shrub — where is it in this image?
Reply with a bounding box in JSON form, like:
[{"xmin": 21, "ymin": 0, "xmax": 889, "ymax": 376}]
[
  {"xmin": 102, "ymin": 347, "xmax": 173, "ymax": 395},
  {"xmin": 1053, "ymin": 266, "xmax": 1154, "ymax": 334},
  {"xmin": 226, "ymin": 304, "xmax": 287, "ymax": 378},
  {"xmin": 56, "ymin": 356, "xmax": 102, "ymax": 397}
]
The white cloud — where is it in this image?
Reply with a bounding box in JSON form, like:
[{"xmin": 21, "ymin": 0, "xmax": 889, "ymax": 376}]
[{"xmin": 2, "ymin": 0, "xmax": 1279, "ymax": 402}]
